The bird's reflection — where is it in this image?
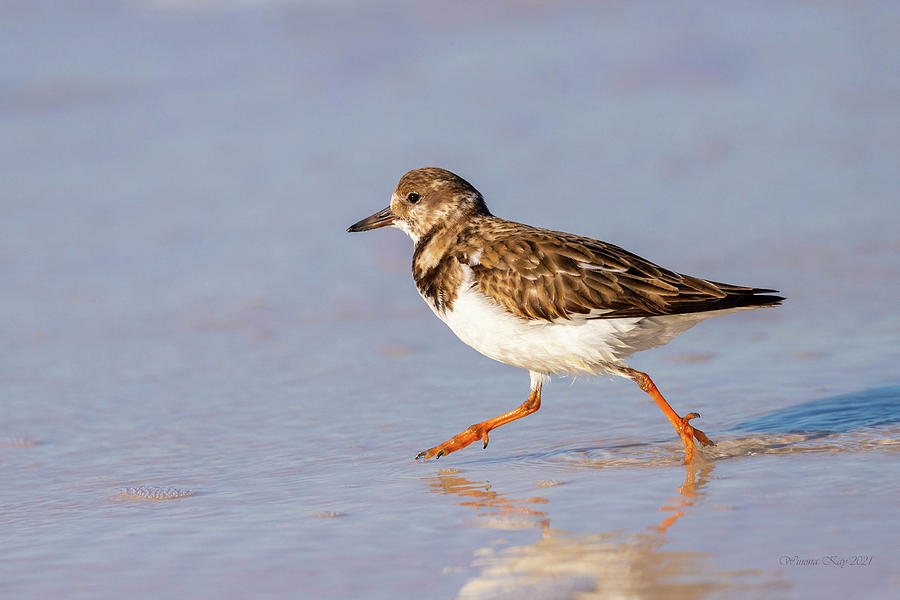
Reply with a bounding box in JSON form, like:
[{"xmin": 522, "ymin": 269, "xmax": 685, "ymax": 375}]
[
  {"xmin": 655, "ymin": 459, "xmax": 708, "ymax": 534},
  {"xmin": 425, "ymin": 462, "xmax": 781, "ymax": 599},
  {"xmin": 426, "ymin": 470, "xmax": 551, "ymax": 530},
  {"xmin": 427, "ymin": 461, "xmax": 709, "ymax": 535}
]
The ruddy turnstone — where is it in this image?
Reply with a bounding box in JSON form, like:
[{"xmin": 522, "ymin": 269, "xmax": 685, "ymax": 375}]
[{"xmin": 348, "ymin": 168, "xmax": 783, "ymax": 463}]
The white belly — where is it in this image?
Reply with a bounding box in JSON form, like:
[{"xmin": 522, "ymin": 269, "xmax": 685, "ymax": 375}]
[{"xmin": 421, "ymin": 273, "xmax": 715, "ymax": 376}]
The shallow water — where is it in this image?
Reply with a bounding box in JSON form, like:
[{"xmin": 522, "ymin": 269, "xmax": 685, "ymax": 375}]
[{"xmin": 2, "ymin": 1, "xmax": 899, "ymax": 599}]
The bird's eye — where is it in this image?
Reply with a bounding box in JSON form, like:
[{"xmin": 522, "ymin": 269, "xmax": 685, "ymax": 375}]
[{"xmin": 407, "ymin": 192, "xmax": 421, "ymax": 204}]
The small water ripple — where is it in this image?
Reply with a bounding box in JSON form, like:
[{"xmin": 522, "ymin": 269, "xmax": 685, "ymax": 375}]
[{"xmin": 114, "ymin": 486, "xmax": 196, "ymax": 501}]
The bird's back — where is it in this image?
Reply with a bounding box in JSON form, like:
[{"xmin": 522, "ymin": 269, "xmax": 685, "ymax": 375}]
[{"xmin": 448, "ymin": 216, "xmax": 783, "ymax": 322}]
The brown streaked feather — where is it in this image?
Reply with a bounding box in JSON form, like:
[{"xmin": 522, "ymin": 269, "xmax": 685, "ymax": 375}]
[
  {"xmin": 460, "ymin": 219, "xmax": 783, "ymax": 321},
  {"xmin": 415, "ymin": 253, "xmax": 465, "ymax": 312}
]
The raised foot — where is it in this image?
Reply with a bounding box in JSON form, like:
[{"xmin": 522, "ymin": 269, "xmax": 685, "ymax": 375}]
[{"xmin": 415, "ymin": 424, "xmax": 490, "ymax": 460}]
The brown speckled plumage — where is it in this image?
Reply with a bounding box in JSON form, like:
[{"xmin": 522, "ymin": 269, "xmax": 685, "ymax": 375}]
[{"xmin": 396, "ymin": 168, "xmax": 782, "ymax": 320}]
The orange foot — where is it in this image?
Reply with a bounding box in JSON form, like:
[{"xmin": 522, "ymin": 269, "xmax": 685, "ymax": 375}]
[
  {"xmin": 677, "ymin": 412, "xmax": 716, "ymax": 463},
  {"xmin": 416, "ymin": 384, "xmax": 543, "ymax": 460},
  {"xmin": 415, "ymin": 423, "xmax": 490, "ymax": 460}
]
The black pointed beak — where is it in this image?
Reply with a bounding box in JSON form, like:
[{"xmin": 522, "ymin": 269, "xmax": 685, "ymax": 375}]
[{"xmin": 347, "ymin": 206, "xmax": 395, "ymax": 232}]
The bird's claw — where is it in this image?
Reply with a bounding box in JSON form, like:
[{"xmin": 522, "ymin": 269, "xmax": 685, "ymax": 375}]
[
  {"xmin": 414, "ymin": 446, "xmax": 448, "ymax": 461},
  {"xmin": 692, "ymin": 428, "xmax": 716, "ymax": 447},
  {"xmin": 681, "ymin": 411, "xmax": 716, "ymax": 448},
  {"xmin": 414, "ymin": 424, "xmax": 490, "ymax": 460}
]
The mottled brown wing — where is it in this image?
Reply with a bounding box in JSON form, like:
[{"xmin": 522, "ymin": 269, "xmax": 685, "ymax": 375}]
[{"xmin": 466, "ymin": 225, "xmax": 783, "ymax": 321}]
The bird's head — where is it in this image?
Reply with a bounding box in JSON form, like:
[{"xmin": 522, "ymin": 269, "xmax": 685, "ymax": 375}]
[{"xmin": 347, "ymin": 167, "xmax": 490, "ymax": 243}]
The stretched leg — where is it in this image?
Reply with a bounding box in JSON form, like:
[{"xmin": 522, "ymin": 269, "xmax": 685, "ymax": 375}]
[
  {"xmin": 416, "ymin": 372, "xmax": 544, "ymax": 460},
  {"xmin": 621, "ymin": 368, "xmax": 715, "ymax": 463}
]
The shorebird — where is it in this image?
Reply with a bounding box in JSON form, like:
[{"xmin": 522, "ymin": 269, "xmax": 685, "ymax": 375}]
[{"xmin": 348, "ymin": 168, "xmax": 783, "ymax": 463}]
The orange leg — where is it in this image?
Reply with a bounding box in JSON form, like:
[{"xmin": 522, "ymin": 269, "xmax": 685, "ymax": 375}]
[
  {"xmin": 416, "ymin": 380, "xmax": 542, "ymax": 460},
  {"xmin": 623, "ymin": 368, "xmax": 715, "ymax": 463}
]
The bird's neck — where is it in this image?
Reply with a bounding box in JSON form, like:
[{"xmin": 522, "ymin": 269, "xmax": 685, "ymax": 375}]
[
  {"xmin": 411, "ymin": 223, "xmax": 469, "ymax": 314},
  {"xmin": 412, "ymin": 213, "xmax": 496, "ymax": 273},
  {"xmin": 412, "ymin": 222, "xmax": 459, "ymax": 279}
]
